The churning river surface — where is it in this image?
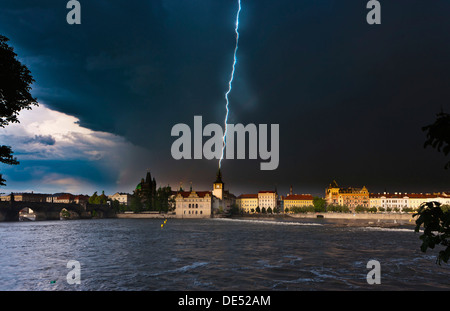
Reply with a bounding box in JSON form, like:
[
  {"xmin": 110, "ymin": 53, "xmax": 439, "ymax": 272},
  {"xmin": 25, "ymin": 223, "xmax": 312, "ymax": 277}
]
[{"xmin": 0, "ymin": 217, "xmax": 449, "ymax": 291}]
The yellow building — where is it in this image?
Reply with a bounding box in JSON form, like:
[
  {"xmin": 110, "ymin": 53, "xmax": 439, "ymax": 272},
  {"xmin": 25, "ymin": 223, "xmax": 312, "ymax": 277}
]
[
  {"xmin": 258, "ymin": 191, "xmax": 277, "ymax": 210},
  {"xmin": 325, "ymin": 180, "xmax": 369, "ymax": 210},
  {"xmin": 236, "ymin": 194, "xmax": 259, "ymax": 213},
  {"xmin": 283, "ymin": 194, "xmax": 314, "ymax": 210}
]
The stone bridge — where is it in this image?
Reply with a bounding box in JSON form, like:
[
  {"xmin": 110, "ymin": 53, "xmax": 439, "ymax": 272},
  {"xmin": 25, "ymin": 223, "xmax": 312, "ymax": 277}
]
[{"xmin": 0, "ymin": 200, "xmax": 116, "ymax": 221}]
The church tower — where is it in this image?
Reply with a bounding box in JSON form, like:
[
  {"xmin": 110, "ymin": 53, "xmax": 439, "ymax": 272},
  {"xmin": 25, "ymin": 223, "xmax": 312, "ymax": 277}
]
[{"xmin": 212, "ymin": 168, "xmax": 224, "ymax": 200}]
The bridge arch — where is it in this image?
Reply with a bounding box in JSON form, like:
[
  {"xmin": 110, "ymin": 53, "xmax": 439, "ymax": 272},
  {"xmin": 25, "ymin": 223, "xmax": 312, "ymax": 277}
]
[{"xmin": 0, "ymin": 201, "xmax": 114, "ymax": 221}]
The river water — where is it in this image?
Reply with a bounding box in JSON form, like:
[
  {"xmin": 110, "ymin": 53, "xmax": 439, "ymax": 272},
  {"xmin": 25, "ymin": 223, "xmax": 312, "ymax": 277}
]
[{"xmin": 0, "ymin": 217, "xmax": 449, "ymax": 291}]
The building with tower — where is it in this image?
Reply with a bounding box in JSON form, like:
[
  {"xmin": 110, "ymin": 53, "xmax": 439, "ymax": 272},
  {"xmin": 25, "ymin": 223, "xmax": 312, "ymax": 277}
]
[
  {"xmin": 325, "ymin": 180, "xmax": 369, "ymax": 210},
  {"xmin": 174, "ymin": 169, "xmax": 236, "ymax": 218}
]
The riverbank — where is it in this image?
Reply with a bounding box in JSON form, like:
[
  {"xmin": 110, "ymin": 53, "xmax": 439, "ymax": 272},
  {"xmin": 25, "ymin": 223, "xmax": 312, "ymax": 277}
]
[
  {"xmin": 234, "ymin": 212, "xmax": 417, "ymax": 228},
  {"xmin": 116, "ymin": 211, "xmax": 417, "ymax": 228},
  {"xmin": 116, "ymin": 212, "xmax": 177, "ymax": 219}
]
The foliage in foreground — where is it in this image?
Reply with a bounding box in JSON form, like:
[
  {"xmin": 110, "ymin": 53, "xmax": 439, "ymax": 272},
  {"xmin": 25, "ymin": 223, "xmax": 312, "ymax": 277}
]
[{"xmin": 414, "ymin": 201, "xmax": 450, "ymax": 265}]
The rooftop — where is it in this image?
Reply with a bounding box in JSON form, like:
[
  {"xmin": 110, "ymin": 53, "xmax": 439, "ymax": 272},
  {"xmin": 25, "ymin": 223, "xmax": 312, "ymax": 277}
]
[{"xmin": 284, "ymin": 194, "xmax": 314, "ymax": 200}]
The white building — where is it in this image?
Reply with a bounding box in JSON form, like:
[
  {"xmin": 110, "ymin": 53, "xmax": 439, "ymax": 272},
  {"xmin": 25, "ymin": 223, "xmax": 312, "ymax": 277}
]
[
  {"xmin": 174, "ymin": 169, "xmax": 235, "ymax": 218},
  {"xmin": 108, "ymin": 192, "xmax": 132, "ymax": 206},
  {"xmin": 258, "ymin": 191, "xmax": 277, "ymax": 210},
  {"xmin": 175, "ymin": 191, "xmax": 214, "ymax": 218},
  {"xmin": 408, "ymin": 194, "xmax": 443, "ymax": 210},
  {"xmin": 370, "ymin": 192, "xmax": 450, "ymax": 211},
  {"xmin": 370, "ymin": 193, "xmax": 409, "ymax": 211}
]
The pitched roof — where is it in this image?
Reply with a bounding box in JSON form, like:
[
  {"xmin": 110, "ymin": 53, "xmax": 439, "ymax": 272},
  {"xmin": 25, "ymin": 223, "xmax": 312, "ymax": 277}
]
[
  {"xmin": 284, "ymin": 194, "xmax": 314, "ymax": 201},
  {"xmin": 176, "ymin": 191, "xmax": 212, "ymax": 198},
  {"xmin": 370, "ymin": 193, "xmax": 440, "ymax": 199},
  {"xmin": 237, "ymin": 194, "xmax": 258, "ymax": 199}
]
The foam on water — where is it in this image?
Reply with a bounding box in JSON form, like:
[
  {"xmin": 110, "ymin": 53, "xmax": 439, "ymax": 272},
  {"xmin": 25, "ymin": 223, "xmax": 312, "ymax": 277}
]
[
  {"xmin": 358, "ymin": 226, "xmax": 419, "ymax": 233},
  {"xmin": 213, "ymin": 218, "xmax": 322, "ymax": 226}
]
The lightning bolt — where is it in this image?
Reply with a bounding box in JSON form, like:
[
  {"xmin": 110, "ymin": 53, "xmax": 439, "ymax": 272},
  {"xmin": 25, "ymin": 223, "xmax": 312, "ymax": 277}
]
[{"xmin": 219, "ymin": 0, "xmax": 241, "ymax": 169}]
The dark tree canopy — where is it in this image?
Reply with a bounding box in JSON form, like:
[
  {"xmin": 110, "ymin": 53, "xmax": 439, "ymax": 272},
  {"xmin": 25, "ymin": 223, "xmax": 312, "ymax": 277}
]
[
  {"xmin": 0, "ymin": 35, "xmax": 38, "ymax": 185},
  {"xmin": 423, "ymin": 111, "xmax": 450, "ymax": 169},
  {"xmin": 414, "ymin": 202, "xmax": 450, "ymax": 265}
]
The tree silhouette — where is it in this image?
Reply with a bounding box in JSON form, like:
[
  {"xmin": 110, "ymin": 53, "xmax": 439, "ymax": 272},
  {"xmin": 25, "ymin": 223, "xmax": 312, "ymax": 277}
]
[
  {"xmin": 414, "ymin": 201, "xmax": 450, "ymax": 265},
  {"xmin": 0, "ymin": 35, "xmax": 38, "ymax": 185},
  {"xmin": 414, "ymin": 111, "xmax": 450, "ymax": 264},
  {"xmin": 422, "ymin": 110, "xmax": 450, "ymax": 169}
]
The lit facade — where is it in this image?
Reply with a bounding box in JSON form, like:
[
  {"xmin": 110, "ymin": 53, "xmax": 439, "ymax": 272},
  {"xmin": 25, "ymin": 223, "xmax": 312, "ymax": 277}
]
[
  {"xmin": 175, "ymin": 191, "xmax": 213, "ymax": 218},
  {"xmin": 258, "ymin": 191, "xmax": 277, "ymax": 210},
  {"xmin": 236, "ymin": 194, "xmax": 258, "ymax": 213},
  {"xmin": 369, "ymin": 193, "xmax": 409, "ymax": 211},
  {"xmin": 283, "ymin": 194, "xmax": 314, "ymax": 210},
  {"xmin": 108, "ymin": 192, "xmax": 132, "ymax": 206},
  {"xmin": 174, "ymin": 169, "xmax": 235, "ymax": 218},
  {"xmin": 325, "ymin": 180, "xmax": 369, "ymax": 210}
]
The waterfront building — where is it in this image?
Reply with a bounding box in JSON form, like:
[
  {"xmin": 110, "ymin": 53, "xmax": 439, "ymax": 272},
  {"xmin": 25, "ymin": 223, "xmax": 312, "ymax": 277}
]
[
  {"xmin": 325, "ymin": 180, "xmax": 369, "ymax": 210},
  {"xmin": 369, "ymin": 193, "xmax": 409, "ymax": 211},
  {"xmin": 73, "ymin": 195, "xmax": 89, "ymax": 204},
  {"xmin": 435, "ymin": 194, "xmax": 450, "ymax": 206},
  {"xmin": 175, "ymin": 191, "xmax": 214, "ymax": 218},
  {"xmin": 0, "ymin": 192, "xmax": 48, "ymax": 202},
  {"xmin": 369, "ymin": 194, "xmax": 381, "ymax": 209},
  {"xmin": 369, "ymin": 192, "xmax": 450, "ymax": 211},
  {"xmin": 46, "ymin": 194, "xmax": 89, "ymax": 204},
  {"xmin": 236, "ymin": 194, "xmax": 258, "ymax": 213},
  {"xmin": 108, "ymin": 192, "xmax": 132, "ymax": 206},
  {"xmin": 283, "ymin": 194, "xmax": 314, "ymax": 210},
  {"xmin": 408, "ymin": 193, "xmax": 441, "ymax": 210},
  {"xmin": 174, "ymin": 169, "xmax": 236, "ymax": 218},
  {"xmin": 258, "ymin": 191, "xmax": 277, "ymax": 210},
  {"xmin": 53, "ymin": 194, "xmax": 75, "ymax": 203}
]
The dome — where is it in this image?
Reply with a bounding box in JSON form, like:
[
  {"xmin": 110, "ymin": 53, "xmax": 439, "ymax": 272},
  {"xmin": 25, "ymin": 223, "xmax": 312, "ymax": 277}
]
[{"xmin": 136, "ymin": 183, "xmax": 142, "ymax": 191}]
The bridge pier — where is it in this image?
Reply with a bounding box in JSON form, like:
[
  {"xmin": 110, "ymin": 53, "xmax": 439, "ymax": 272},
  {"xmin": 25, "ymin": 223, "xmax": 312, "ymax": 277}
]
[
  {"xmin": 0, "ymin": 209, "xmax": 19, "ymax": 222},
  {"xmin": 34, "ymin": 210, "xmax": 61, "ymax": 221}
]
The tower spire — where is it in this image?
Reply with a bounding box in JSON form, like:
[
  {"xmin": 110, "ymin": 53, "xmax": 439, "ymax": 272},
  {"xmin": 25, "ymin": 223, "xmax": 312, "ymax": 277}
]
[{"xmin": 215, "ymin": 168, "xmax": 223, "ymax": 184}]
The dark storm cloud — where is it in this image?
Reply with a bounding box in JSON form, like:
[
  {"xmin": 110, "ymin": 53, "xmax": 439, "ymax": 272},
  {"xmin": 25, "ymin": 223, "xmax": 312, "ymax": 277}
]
[
  {"xmin": 25, "ymin": 135, "xmax": 56, "ymax": 146},
  {"xmin": 0, "ymin": 0, "xmax": 449, "ymax": 195}
]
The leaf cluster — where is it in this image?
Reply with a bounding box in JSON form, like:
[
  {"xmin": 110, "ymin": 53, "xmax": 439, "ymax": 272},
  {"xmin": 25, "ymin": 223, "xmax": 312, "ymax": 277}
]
[
  {"xmin": 0, "ymin": 35, "xmax": 38, "ymax": 186},
  {"xmin": 414, "ymin": 201, "xmax": 450, "ymax": 264},
  {"xmin": 423, "ymin": 111, "xmax": 450, "ymax": 169}
]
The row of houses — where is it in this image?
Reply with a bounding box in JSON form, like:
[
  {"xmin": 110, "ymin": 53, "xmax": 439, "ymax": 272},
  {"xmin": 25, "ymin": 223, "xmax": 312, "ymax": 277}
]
[
  {"xmin": 0, "ymin": 192, "xmax": 90, "ymax": 204},
  {"xmin": 236, "ymin": 184, "xmax": 315, "ymax": 213},
  {"xmin": 368, "ymin": 192, "xmax": 450, "ymax": 210},
  {"xmin": 236, "ymin": 191, "xmax": 315, "ymax": 213},
  {"xmin": 235, "ymin": 181, "xmax": 450, "ymax": 214},
  {"xmin": 1, "ymin": 176, "xmax": 448, "ymax": 217},
  {"xmin": 324, "ymin": 180, "xmax": 450, "ymax": 211},
  {"xmin": 0, "ymin": 192, "xmax": 133, "ymax": 205}
]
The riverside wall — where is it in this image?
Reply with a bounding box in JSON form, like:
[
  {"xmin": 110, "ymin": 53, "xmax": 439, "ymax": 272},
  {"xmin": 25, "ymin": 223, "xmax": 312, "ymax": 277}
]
[
  {"xmin": 288, "ymin": 212, "xmax": 415, "ymax": 221},
  {"xmin": 116, "ymin": 212, "xmax": 416, "ymax": 222}
]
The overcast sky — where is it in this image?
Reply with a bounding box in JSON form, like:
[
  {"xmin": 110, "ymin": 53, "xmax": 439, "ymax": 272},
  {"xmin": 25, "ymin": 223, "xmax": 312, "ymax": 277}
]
[{"xmin": 0, "ymin": 0, "xmax": 449, "ymax": 197}]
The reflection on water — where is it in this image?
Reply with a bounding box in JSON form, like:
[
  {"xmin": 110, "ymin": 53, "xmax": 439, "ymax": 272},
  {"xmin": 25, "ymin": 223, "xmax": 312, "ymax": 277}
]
[{"xmin": 0, "ymin": 218, "xmax": 449, "ymax": 290}]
